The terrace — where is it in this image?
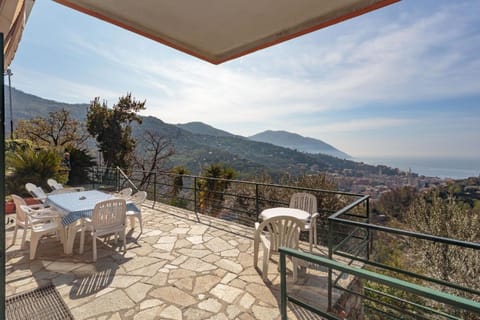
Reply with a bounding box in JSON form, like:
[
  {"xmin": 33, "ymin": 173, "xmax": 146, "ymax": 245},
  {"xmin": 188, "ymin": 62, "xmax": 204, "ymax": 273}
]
[{"xmin": 5, "ymin": 168, "xmax": 480, "ymax": 319}]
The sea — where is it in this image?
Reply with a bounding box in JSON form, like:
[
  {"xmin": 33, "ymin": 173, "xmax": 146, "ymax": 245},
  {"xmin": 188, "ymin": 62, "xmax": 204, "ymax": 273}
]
[{"xmin": 356, "ymin": 156, "xmax": 480, "ymax": 180}]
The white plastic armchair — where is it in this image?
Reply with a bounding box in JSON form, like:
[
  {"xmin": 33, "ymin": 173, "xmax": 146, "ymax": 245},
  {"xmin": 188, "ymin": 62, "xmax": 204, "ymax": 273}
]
[
  {"xmin": 20, "ymin": 205, "xmax": 63, "ymax": 260},
  {"xmin": 115, "ymin": 188, "xmax": 133, "ymax": 199},
  {"xmin": 47, "ymin": 178, "xmax": 63, "ymax": 191},
  {"xmin": 10, "ymin": 194, "xmax": 51, "ymax": 248},
  {"xmin": 25, "ymin": 183, "xmax": 48, "ymax": 203},
  {"xmin": 126, "ymin": 191, "xmax": 147, "ymax": 235},
  {"xmin": 289, "ymin": 192, "xmax": 319, "ymax": 252},
  {"xmin": 79, "ymin": 198, "xmax": 127, "ymax": 261},
  {"xmin": 47, "ymin": 178, "xmax": 85, "ymax": 193},
  {"xmin": 253, "ymin": 215, "xmax": 304, "ymax": 282}
]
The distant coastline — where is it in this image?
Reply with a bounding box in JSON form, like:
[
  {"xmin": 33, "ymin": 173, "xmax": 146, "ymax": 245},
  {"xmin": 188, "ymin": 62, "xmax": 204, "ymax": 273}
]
[{"xmin": 356, "ymin": 156, "xmax": 480, "ymax": 179}]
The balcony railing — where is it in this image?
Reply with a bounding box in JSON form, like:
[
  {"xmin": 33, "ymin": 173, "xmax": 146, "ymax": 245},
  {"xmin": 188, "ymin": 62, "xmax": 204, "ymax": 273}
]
[{"xmin": 87, "ymin": 167, "xmax": 480, "ymax": 319}]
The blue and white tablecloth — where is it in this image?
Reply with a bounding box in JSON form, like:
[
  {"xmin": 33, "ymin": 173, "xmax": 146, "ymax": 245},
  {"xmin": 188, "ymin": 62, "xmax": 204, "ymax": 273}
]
[{"xmin": 45, "ymin": 190, "xmax": 139, "ymax": 226}]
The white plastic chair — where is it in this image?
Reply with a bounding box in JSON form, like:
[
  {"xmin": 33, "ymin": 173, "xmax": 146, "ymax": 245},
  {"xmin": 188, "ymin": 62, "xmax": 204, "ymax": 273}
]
[
  {"xmin": 20, "ymin": 205, "xmax": 63, "ymax": 260},
  {"xmin": 10, "ymin": 194, "xmax": 54, "ymax": 248},
  {"xmin": 25, "ymin": 183, "xmax": 48, "ymax": 203},
  {"xmin": 79, "ymin": 199, "xmax": 127, "ymax": 261},
  {"xmin": 289, "ymin": 192, "xmax": 319, "ymax": 252},
  {"xmin": 126, "ymin": 191, "xmax": 147, "ymax": 235},
  {"xmin": 115, "ymin": 188, "xmax": 133, "ymax": 199},
  {"xmin": 47, "ymin": 178, "xmax": 85, "ymax": 193},
  {"xmin": 253, "ymin": 215, "xmax": 304, "ymax": 282},
  {"xmin": 47, "ymin": 178, "xmax": 63, "ymax": 191}
]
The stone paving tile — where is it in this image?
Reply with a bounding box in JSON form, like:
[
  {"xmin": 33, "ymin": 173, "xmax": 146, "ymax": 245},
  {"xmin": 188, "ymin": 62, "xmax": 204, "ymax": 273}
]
[{"xmin": 5, "ymin": 200, "xmax": 342, "ymax": 319}]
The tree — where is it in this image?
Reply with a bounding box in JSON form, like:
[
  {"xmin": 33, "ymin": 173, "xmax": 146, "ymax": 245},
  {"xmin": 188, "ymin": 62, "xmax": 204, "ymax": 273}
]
[
  {"xmin": 405, "ymin": 191, "xmax": 480, "ymax": 319},
  {"xmin": 6, "ymin": 148, "xmax": 64, "ymax": 196},
  {"xmin": 133, "ymin": 130, "xmax": 174, "ymax": 189},
  {"xmin": 15, "ymin": 108, "xmax": 88, "ymax": 149},
  {"xmin": 87, "ymin": 94, "xmax": 145, "ymax": 169},
  {"xmin": 197, "ymin": 163, "xmax": 236, "ymax": 216},
  {"xmin": 65, "ymin": 146, "xmax": 96, "ymax": 185}
]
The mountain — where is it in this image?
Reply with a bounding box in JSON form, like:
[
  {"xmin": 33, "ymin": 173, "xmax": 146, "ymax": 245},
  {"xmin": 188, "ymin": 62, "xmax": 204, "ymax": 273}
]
[
  {"xmin": 6, "ymin": 87, "xmax": 396, "ymax": 179},
  {"xmin": 176, "ymin": 121, "xmax": 237, "ymax": 137},
  {"xmin": 249, "ymin": 130, "xmax": 350, "ymax": 159}
]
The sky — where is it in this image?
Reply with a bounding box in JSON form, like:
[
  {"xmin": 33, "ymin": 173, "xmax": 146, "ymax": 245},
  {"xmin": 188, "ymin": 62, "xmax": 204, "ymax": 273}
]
[{"xmin": 8, "ymin": 0, "xmax": 480, "ymax": 159}]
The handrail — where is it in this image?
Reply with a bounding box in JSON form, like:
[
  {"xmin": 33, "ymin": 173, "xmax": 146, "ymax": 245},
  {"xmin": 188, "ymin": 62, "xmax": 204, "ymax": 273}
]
[{"xmin": 279, "ymin": 247, "xmax": 480, "ymax": 319}]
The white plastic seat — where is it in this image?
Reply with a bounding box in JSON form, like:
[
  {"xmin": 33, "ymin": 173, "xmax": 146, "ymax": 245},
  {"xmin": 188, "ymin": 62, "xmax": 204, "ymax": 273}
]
[
  {"xmin": 126, "ymin": 191, "xmax": 147, "ymax": 235},
  {"xmin": 10, "ymin": 195, "xmax": 52, "ymax": 248},
  {"xmin": 47, "ymin": 178, "xmax": 63, "ymax": 191},
  {"xmin": 115, "ymin": 188, "xmax": 133, "ymax": 199},
  {"xmin": 25, "ymin": 183, "xmax": 48, "ymax": 203},
  {"xmin": 289, "ymin": 192, "xmax": 319, "ymax": 252},
  {"xmin": 47, "ymin": 178, "xmax": 85, "ymax": 193},
  {"xmin": 79, "ymin": 199, "xmax": 127, "ymax": 261},
  {"xmin": 253, "ymin": 215, "xmax": 304, "ymax": 282},
  {"xmin": 20, "ymin": 205, "xmax": 63, "ymax": 260}
]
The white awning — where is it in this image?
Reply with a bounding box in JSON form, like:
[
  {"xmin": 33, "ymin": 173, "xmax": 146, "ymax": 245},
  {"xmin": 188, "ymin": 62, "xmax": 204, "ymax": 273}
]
[
  {"xmin": 0, "ymin": 0, "xmax": 34, "ymax": 69},
  {"xmin": 53, "ymin": 0, "xmax": 399, "ymax": 64}
]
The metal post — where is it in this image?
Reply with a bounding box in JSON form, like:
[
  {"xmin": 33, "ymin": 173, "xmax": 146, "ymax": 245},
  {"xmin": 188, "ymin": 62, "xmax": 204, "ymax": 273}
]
[
  {"xmin": 280, "ymin": 250, "xmax": 288, "ymax": 320},
  {"xmin": 5, "ymin": 69, "xmax": 13, "ymax": 140},
  {"xmin": 1, "ymin": 33, "xmax": 7, "ymax": 317},
  {"xmin": 366, "ymin": 197, "xmax": 370, "ymax": 261},
  {"xmin": 194, "ymin": 177, "xmax": 197, "ymax": 213},
  {"xmin": 327, "ymin": 218, "xmax": 333, "ymax": 311},
  {"xmin": 255, "ymin": 183, "xmax": 259, "ymax": 221},
  {"xmin": 153, "ymin": 172, "xmax": 157, "ymax": 207}
]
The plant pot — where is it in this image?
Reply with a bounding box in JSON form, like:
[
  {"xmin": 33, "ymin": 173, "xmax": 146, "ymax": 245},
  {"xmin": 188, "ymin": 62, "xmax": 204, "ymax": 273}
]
[{"xmin": 5, "ymin": 200, "xmax": 15, "ymax": 214}]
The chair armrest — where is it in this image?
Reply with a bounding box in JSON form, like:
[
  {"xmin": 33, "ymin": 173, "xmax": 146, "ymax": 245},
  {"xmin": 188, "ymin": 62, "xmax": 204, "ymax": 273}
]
[
  {"xmin": 28, "ymin": 203, "xmax": 47, "ymax": 210},
  {"xmin": 311, "ymin": 212, "xmax": 319, "ymax": 219}
]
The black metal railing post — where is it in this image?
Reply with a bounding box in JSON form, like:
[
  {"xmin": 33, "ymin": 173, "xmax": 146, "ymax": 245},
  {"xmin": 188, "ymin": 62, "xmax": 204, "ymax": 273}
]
[
  {"xmin": 327, "ymin": 218, "xmax": 333, "ymax": 311},
  {"xmin": 366, "ymin": 197, "xmax": 370, "ymax": 261},
  {"xmin": 194, "ymin": 176, "xmax": 197, "ymax": 213},
  {"xmin": 255, "ymin": 183, "xmax": 259, "ymax": 221},
  {"xmin": 153, "ymin": 172, "xmax": 157, "ymax": 207},
  {"xmin": 115, "ymin": 167, "xmax": 120, "ymax": 191}
]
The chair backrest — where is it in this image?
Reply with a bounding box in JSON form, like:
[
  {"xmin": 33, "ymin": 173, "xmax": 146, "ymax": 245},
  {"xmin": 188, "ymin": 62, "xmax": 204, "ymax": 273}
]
[
  {"xmin": 47, "ymin": 178, "xmax": 63, "ymax": 191},
  {"xmin": 25, "ymin": 183, "xmax": 48, "ymax": 201},
  {"xmin": 289, "ymin": 192, "xmax": 317, "ymax": 215},
  {"xmin": 11, "ymin": 194, "xmax": 27, "ymax": 223},
  {"xmin": 92, "ymin": 199, "xmax": 127, "ymax": 232},
  {"xmin": 255, "ymin": 215, "xmax": 304, "ymax": 252},
  {"xmin": 130, "ymin": 191, "xmax": 147, "ymax": 205},
  {"xmin": 116, "ymin": 188, "xmax": 133, "ymax": 199}
]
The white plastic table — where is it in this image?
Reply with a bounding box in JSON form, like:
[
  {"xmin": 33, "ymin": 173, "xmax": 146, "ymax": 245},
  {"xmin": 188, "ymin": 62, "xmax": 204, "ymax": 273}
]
[
  {"xmin": 259, "ymin": 207, "xmax": 310, "ymax": 222},
  {"xmin": 46, "ymin": 190, "xmax": 138, "ymax": 254}
]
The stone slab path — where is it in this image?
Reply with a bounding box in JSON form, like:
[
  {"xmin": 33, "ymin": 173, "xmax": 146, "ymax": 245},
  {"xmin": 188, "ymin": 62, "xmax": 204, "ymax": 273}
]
[{"xmin": 6, "ymin": 201, "xmax": 343, "ymax": 319}]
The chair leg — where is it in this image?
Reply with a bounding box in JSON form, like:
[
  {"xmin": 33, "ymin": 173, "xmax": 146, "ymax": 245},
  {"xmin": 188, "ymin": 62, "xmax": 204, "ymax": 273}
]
[
  {"xmin": 137, "ymin": 215, "xmax": 143, "ymax": 235},
  {"xmin": 11, "ymin": 224, "xmax": 18, "ymax": 246},
  {"xmin": 122, "ymin": 229, "xmax": 127, "ymax": 254},
  {"xmin": 21, "ymin": 225, "xmax": 28, "ymax": 249},
  {"xmin": 128, "ymin": 216, "xmax": 135, "ymax": 229},
  {"xmin": 309, "ymin": 230, "xmax": 313, "ymax": 252},
  {"xmin": 92, "ymin": 234, "xmax": 97, "ymax": 262},
  {"xmin": 261, "ymin": 243, "xmax": 270, "ymax": 281},
  {"xmin": 292, "ymin": 257, "xmax": 298, "ymax": 283},
  {"xmin": 30, "ymin": 233, "xmax": 40, "ymax": 260},
  {"xmin": 79, "ymin": 228, "xmax": 85, "ymax": 254}
]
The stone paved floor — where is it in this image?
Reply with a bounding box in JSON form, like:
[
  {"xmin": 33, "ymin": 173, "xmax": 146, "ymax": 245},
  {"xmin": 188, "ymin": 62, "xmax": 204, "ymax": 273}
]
[{"xmin": 6, "ymin": 201, "xmax": 346, "ymax": 319}]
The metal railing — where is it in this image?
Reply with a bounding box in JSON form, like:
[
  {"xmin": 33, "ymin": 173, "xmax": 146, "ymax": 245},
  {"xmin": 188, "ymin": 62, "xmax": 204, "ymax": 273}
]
[
  {"xmin": 279, "ymin": 248, "xmax": 480, "ymax": 320},
  {"xmin": 86, "ymin": 166, "xmax": 480, "ymax": 319},
  {"xmin": 88, "ymin": 166, "xmax": 363, "ymax": 243}
]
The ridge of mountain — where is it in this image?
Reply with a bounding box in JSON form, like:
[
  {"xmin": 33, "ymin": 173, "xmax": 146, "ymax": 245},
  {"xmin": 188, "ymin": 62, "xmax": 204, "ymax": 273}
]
[
  {"xmin": 249, "ymin": 130, "xmax": 350, "ymax": 159},
  {"xmin": 176, "ymin": 121, "xmax": 237, "ymax": 138},
  {"xmin": 7, "ymin": 87, "xmax": 396, "ymax": 179}
]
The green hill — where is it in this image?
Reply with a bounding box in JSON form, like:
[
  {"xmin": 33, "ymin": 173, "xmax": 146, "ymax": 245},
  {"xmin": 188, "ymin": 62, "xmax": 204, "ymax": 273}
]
[{"xmin": 249, "ymin": 130, "xmax": 350, "ymax": 158}]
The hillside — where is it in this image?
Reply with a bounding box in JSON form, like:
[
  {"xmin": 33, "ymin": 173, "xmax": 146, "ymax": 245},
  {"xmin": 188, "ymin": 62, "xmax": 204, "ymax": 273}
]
[
  {"xmin": 249, "ymin": 130, "xmax": 350, "ymax": 158},
  {"xmin": 6, "ymin": 87, "xmax": 393, "ymax": 179},
  {"xmin": 176, "ymin": 121, "xmax": 237, "ymax": 137}
]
